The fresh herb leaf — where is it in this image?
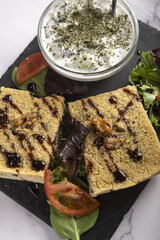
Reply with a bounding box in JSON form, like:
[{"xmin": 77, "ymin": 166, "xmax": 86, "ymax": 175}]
[
  {"xmin": 79, "ymin": 159, "xmax": 87, "ymax": 178},
  {"xmin": 59, "ymin": 119, "xmax": 89, "ymax": 181},
  {"xmin": 138, "ymin": 84, "xmax": 159, "ymax": 108},
  {"xmin": 150, "ymin": 48, "xmax": 160, "ymax": 68},
  {"xmin": 129, "ymin": 50, "xmax": 160, "ymax": 126},
  {"xmin": 12, "ymin": 67, "xmax": 47, "ymax": 97},
  {"xmin": 49, "ymin": 203, "xmax": 99, "ymax": 240},
  {"xmin": 149, "ymin": 100, "xmax": 160, "ymax": 126},
  {"xmin": 129, "ymin": 51, "xmax": 160, "ymax": 85},
  {"xmin": 45, "ymin": 68, "xmax": 88, "ymax": 97},
  {"xmin": 150, "ymin": 114, "xmax": 160, "ymax": 127},
  {"xmin": 50, "ymin": 166, "xmax": 67, "ymax": 184},
  {"xmin": 60, "ymin": 138, "xmax": 67, "ymax": 141},
  {"xmin": 51, "ymin": 155, "xmax": 62, "ymax": 169},
  {"xmin": 74, "ymin": 177, "xmax": 89, "ymax": 193}
]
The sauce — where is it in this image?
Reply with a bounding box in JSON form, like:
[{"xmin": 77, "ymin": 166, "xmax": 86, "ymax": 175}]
[
  {"xmin": 93, "ymin": 137, "xmax": 105, "ymax": 150},
  {"xmin": 42, "ymin": 0, "xmax": 134, "ymax": 73},
  {"xmin": 87, "ymin": 98, "xmax": 104, "ymax": 118},
  {"xmin": 87, "ymin": 160, "xmax": 94, "ymax": 174},
  {"xmin": 0, "ymin": 94, "xmax": 50, "ymax": 172},
  {"xmin": 0, "ymin": 108, "xmax": 9, "ymax": 128},
  {"xmin": 42, "ymin": 97, "xmax": 58, "ymax": 118},
  {"xmin": 91, "ymin": 88, "xmax": 144, "ymax": 182},
  {"xmin": 113, "ymin": 169, "xmax": 126, "ymax": 182},
  {"xmin": 11, "ymin": 130, "xmax": 46, "ymax": 171},
  {"xmin": 108, "ymin": 90, "xmax": 143, "ymax": 162},
  {"xmin": 2, "ymin": 95, "xmax": 22, "ymax": 114},
  {"xmin": 33, "ymin": 134, "xmax": 51, "ymax": 156},
  {"xmin": 31, "ymin": 159, "xmax": 46, "ymax": 171},
  {"xmin": 27, "ymin": 83, "xmax": 41, "ymax": 97},
  {"xmin": 0, "ymin": 145, "xmax": 21, "ymax": 168},
  {"xmin": 108, "ymin": 93, "xmax": 138, "ymax": 137},
  {"xmin": 127, "ymin": 148, "xmax": 142, "ymax": 161},
  {"xmin": 25, "ymin": 138, "xmax": 46, "ymax": 171},
  {"xmin": 81, "ymin": 99, "xmax": 88, "ymax": 112},
  {"xmin": 94, "ymin": 137, "xmax": 126, "ymax": 182}
]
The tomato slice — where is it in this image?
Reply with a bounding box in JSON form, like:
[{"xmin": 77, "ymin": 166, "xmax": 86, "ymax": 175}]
[
  {"xmin": 44, "ymin": 169, "xmax": 100, "ymax": 216},
  {"xmin": 156, "ymin": 94, "xmax": 160, "ymax": 100},
  {"xmin": 16, "ymin": 52, "xmax": 48, "ymax": 83}
]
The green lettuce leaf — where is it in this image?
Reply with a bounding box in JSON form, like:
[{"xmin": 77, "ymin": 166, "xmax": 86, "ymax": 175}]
[
  {"xmin": 50, "ymin": 166, "xmax": 67, "ymax": 184},
  {"xmin": 138, "ymin": 84, "xmax": 160, "ymax": 108},
  {"xmin": 12, "ymin": 67, "xmax": 47, "ymax": 97},
  {"xmin": 149, "ymin": 100, "xmax": 160, "ymax": 127},
  {"xmin": 129, "ymin": 52, "xmax": 160, "ymax": 85},
  {"xmin": 129, "ymin": 51, "xmax": 160, "ymax": 126},
  {"xmin": 49, "ymin": 203, "xmax": 99, "ymax": 240}
]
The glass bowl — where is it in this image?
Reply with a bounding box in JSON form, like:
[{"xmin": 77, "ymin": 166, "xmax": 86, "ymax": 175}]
[{"xmin": 37, "ymin": 0, "xmax": 139, "ymax": 82}]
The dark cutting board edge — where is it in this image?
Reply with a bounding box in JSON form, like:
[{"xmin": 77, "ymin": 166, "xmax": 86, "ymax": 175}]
[{"xmin": 0, "ymin": 20, "xmax": 160, "ymax": 240}]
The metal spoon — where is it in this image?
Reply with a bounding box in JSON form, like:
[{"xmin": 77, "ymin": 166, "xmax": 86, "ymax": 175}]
[{"xmin": 112, "ymin": 0, "xmax": 117, "ymax": 17}]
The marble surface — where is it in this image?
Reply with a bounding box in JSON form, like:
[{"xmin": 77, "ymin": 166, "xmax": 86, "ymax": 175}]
[{"xmin": 0, "ymin": 0, "xmax": 160, "ymax": 240}]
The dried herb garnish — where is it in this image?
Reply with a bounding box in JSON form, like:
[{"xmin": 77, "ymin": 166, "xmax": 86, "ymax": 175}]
[
  {"xmin": 44, "ymin": 1, "xmax": 132, "ymax": 70},
  {"xmin": 53, "ymin": 6, "xmax": 131, "ymax": 51}
]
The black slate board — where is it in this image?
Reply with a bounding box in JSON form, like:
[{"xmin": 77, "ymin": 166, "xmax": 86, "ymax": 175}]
[{"xmin": 0, "ymin": 21, "xmax": 160, "ymax": 240}]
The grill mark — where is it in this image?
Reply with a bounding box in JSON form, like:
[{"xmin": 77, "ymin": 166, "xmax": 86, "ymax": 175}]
[
  {"xmin": 93, "ymin": 138, "xmax": 126, "ymax": 183},
  {"xmin": 87, "ymin": 98, "xmax": 104, "ymax": 118},
  {"xmin": 123, "ymin": 88, "xmax": 140, "ymax": 101},
  {"xmin": 108, "ymin": 88, "xmax": 142, "ymax": 161},
  {"xmin": 87, "ymin": 160, "xmax": 94, "ymax": 174},
  {"xmin": 105, "ymin": 152, "xmax": 126, "ymax": 182},
  {"xmin": 41, "ymin": 122, "xmax": 47, "ymax": 130},
  {"xmin": 33, "ymin": 134, "xmax": 51, "ymax": 157},
  {"xmin": 33, "ymin": 99, "xmax": 55, "ymax": 147},
  {"xmin": 25, "ymin": 138, "xmax": 46, "ymax": 171},
  {"xmin": 33, "ymin": 99, "xmax": 55, "ymax": 153},
  {"xmin": 109, "ymin": 95, "xmax": 137, "ymax": 137},
  {"xmin": 33, "ymin": 100, "xmax": 48, "ymax": 131},
  {"xmin": 33, "ymin": 101, "xmax": 42, "ymax": 123},
  {"xmin": 42, "ymin": 98, "xmax": 58, "ymax": 118},
  {"xmin": 0, "ymin": 108, "xmax": 10, "ymax": 129},
  {"xmin": 81, "ymin": 99, "xmax": 88, "ymax": 112},
  {"xmin": 51, "ymin": 95, "xmax": 61, "ymax": 102},
  {"xmin": 12, "ymin": 130, "xmax": 28, "ymax": 152},
  {"xmin": 51, "ymin": 98, "xmax": 59, "ymax": 119},
  {"xmin": 47, "ymin": 136, "xmax": 54, "ymax": 147},
  {"xmin": 11, "ymin": 129, "xmax": 46, "ymax": 171},
  {"xmin": 2, "ymin": 95, "xmax": 22, "ymax": 114}
]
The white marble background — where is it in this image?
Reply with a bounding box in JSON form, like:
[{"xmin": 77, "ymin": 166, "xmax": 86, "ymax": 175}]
[{"xmin": 0, "ymin": 0, "xmax": 160, "ymax": 240}]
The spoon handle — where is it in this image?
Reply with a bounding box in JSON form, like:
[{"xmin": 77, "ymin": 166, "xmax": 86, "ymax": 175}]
[{"xmin": 112, "ymin": 0, "xmax": 117, "ymax": 17}]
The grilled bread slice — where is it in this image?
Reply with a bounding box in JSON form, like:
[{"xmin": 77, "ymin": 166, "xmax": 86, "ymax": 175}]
[
  {"xmin": 69, "ymin": 86, "xmax": 160, "ymax": 196},
  {"xmin": 0, "ymin": 87, "xmax": 64, "ymax": 183}
]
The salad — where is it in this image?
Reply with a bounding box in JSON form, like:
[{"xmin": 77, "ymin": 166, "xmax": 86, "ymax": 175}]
[{"xmin": 129, "ymin": 48, "xmax": 160, "ymax": 126}]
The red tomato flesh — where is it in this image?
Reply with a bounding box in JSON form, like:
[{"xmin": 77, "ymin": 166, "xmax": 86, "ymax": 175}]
[
  {"xmin": 44, "ymin": 169, "xmax": 100, "ymax": 216},
  {"xmin": 156, "ymin": 94, "xmax": 160, "ymax": 100},
  {"xmin": 16, "ymin": 52, "xmax": 48, "ymax": 83}
]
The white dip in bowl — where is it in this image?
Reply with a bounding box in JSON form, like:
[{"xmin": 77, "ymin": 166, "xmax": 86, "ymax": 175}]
[{"xmin": 38, "ymin": 0, "xmax": 139, "ymax": 81}]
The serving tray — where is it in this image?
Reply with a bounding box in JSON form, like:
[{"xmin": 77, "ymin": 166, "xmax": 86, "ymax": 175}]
[{"xmin": 0, "ymin": 21, "xmax": 160, "ymax": 240}]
